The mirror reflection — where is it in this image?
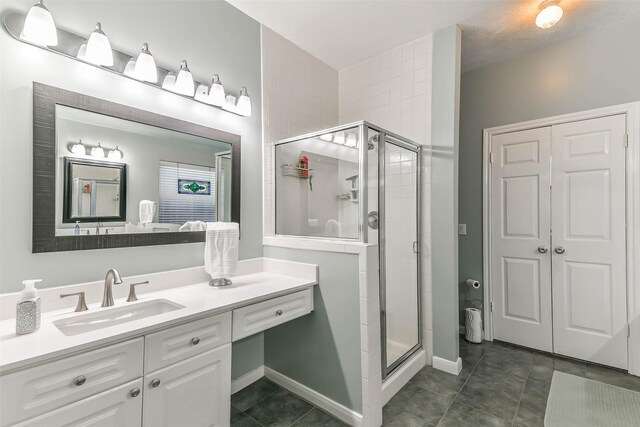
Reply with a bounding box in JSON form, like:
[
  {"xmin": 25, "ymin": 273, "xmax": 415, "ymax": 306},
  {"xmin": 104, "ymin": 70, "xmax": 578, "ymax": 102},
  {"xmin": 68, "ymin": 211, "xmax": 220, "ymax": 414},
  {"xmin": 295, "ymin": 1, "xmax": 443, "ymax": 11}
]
[{"xmin": 55, "ymin": 105, "xmax": 233, "ymax": 236}]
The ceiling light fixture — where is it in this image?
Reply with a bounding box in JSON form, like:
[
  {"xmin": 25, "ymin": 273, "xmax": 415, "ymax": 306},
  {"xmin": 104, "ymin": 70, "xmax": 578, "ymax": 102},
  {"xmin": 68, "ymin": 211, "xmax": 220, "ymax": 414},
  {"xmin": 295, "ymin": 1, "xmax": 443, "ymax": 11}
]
[
  {"xmin": 85, "ymin": 22, "xmax": 113, "ymax": 66},
  {"xmin": 208, "ymin": 74, "xmax": 225, "ymax": 106},
  {"xmin": 536, "ymin": 0, "xmax": 563, "ymax": 29},
  {"xmin": 21, "ymin": 0, "xmax": 58, "ymax": 46},
  {"xmin": 174, "ymin": 60, "xmax": 195, "ymax": 96},
  {"xmin": 133, "ymin": 43, "xmax": 157, "ymax": 82},
  {"xmin": 236, "ymin": 87, "xmax": 252, "ymax": 117}
]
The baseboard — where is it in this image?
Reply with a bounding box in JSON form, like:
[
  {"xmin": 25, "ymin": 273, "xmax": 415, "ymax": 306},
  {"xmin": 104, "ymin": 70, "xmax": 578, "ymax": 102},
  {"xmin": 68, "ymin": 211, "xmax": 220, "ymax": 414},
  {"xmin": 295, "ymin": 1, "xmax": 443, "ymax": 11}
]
[
  {"xmin": 382, "ymin": 349, "xmax": 426, "ymax": 405},
  {"xmin": 264, "ymin": 367, "xmax": 363, "ymax": 427},
  {"xmin": 231, "ymin": 366, "xmax": 265, "ymax": 394},
  {"xmin": 432, "ymin": 356, "xmax": 463, "ymax": 375}
]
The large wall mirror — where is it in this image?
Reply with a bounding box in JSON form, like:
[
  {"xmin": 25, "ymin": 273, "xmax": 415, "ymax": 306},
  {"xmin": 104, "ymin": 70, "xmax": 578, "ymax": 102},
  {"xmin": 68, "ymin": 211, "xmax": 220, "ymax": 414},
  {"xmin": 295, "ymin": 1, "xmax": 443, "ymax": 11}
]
[{"xmin": 33, "ymin": 83, "xmax": 241, "ymax": 253}]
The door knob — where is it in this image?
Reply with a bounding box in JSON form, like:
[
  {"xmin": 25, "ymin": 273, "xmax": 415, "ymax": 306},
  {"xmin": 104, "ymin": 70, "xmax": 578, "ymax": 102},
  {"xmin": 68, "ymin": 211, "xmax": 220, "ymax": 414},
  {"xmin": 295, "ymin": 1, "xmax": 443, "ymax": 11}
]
[
  {"xmin": 537, "ymin": 245, "xmax": 549, "ymax": 254},
  {"xmin": 554, "ymin": 246, "xmax": 566, "ymax": 254}
]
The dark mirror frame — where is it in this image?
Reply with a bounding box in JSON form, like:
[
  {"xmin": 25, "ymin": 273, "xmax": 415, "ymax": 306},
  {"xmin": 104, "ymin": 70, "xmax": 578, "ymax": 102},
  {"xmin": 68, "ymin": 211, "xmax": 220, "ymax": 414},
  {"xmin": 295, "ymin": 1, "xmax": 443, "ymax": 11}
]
[
  {"xmin": 33, "ymin": 82, "xmax": 241, "ymax": 253},
  {"xmin": 63, "ymin": 157, "xmax": 127, "ymax": 224}
]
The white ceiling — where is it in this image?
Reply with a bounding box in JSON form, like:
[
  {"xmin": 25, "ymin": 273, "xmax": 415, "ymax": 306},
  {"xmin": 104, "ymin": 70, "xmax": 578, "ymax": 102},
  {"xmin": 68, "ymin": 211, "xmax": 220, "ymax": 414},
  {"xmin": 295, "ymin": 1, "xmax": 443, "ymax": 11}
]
[{"xmin": 226, "ymin": 0, "xmax": 640, "ymax": 72}]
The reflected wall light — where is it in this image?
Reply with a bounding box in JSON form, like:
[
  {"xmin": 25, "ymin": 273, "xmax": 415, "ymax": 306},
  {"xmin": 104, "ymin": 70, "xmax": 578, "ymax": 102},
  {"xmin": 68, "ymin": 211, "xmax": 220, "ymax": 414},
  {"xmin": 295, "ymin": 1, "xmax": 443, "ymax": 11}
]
[
  {"xmin": 133, "ymin": 43, "xmax": 157, "ymax": 82},
  {"xmin": 208, "ymin": 74, "xmax": 225, "ymax": 106},
  {"xmin": 334, "ymin": 131, "xmax": 346, "ymax": 145},
  {"xmin": 223, "ymin": 95, "xmax": 237, "ymax": 113},
  {"xmin": 21, "ymin": 0, "xmax": 57, "ymax": 46},
  {"xmin": 123, "ymin": 58, "xmax": 136, "ymax": 77},
  {"xmin": 346, "ymin": 133, "xmax": 358, "ymax": 147},
  {"xmin": 174, "ymin": 60, "xmax": 195, "ymax": 96},
  {"xmin": 161, "ymin": 72, "xmax": 177, "ymax": 91},
  {"xmin": 236, "ymin": 87, "xmax": 252, "ymax": 117},
  {"xmin": 194, "ymin": 84, "xmax": 209, "ymax": 102},
  {"xmin": 320, "ymin": 133, "xmax": 333, "ymax": 142},
  {"xmin": 85, "ymin": 22, "xmax": 113, "ymax": 66}
]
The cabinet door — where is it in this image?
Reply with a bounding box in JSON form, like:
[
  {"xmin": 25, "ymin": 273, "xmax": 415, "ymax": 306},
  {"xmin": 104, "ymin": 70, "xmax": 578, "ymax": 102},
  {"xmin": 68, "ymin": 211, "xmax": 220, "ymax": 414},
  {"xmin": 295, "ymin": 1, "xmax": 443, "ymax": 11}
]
[
  {"xmin": 143, "ymin": 344, "xmax": 231, "ymax": 427},
  {"xmin": 15, "ymin": 379, "xmax": 143, "ymax": 427}
]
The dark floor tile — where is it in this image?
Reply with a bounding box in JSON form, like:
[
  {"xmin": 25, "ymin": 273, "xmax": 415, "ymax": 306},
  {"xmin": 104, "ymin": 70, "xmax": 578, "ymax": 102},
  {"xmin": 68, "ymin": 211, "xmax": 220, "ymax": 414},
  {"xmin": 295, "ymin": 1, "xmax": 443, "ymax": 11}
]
[
  {"xmin": 292, "ymin": 408, "xmax": 347, "ymax": 426},
  {"xmin": 410, "ymin": 365, "xmax": 468, "ymax": 399},
  {"xmin": 513, "ymin": 378, "xmax": 551, "ymax": 427},
  {"xmin": 586, "ymin": 364, "xmax": 640, "ymax": 392},
  {"xmin": 383, "ymin": 382, "xmax": 452, "ymax": 426},
  {"xmin": 231, "ymin": 406, "xmax": 262, "ymax": 427},
  {"xmin": 455, "ymin": 363, "xmax": 526, "ymax": 422},
  {"xmin": 529, "ymin": 354, "xmax": 586, "ymax": 384},
  {"xmin": 232, "ymin": 378, "xmax": 281, "ymax": 412},
  {"xmin": 245, "ymin": 388, "xmax": 313, "ymax": 427},
  {"xmin": 439, "ymin": 399, "xmax": 512, "ymax": 427},
  {"xmin": 480, "ymin": 342, "xmax": 534, "ymax": 379}
]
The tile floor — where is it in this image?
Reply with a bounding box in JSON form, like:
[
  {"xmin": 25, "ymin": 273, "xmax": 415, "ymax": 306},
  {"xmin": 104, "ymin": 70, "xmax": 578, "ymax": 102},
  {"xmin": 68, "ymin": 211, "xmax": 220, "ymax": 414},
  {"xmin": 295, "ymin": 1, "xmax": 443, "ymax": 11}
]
[{"xmin": 231, "ymin": 338, "xmax": 640, "ymax": 427}]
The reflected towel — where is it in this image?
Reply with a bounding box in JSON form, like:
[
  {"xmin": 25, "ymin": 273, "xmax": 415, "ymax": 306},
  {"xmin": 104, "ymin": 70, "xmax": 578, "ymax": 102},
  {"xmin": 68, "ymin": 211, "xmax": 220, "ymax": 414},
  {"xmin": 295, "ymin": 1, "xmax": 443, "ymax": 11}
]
[
  {"xmin": 323, "ymin": 219, "xmax": 342, "ymax": 237},
  {"xmin": 179, "ymin": 221, "xmax": 207, "ymax": 232},
  {"xmin": 139, "ymin": 200, "xmax": 156, "ymax": 224},
  {"xmin": 205, "ymin": 222, "xmax": 239, "ymax": 279}
]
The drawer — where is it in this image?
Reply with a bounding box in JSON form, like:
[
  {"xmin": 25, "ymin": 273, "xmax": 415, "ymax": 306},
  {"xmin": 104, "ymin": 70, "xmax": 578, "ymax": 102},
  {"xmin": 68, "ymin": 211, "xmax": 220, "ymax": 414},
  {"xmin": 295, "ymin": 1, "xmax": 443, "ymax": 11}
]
[
  {"xmin": 232, "ymin": 288, "xmax": 314, "ymax": 341},
  {"xmin": 144, "ymin": 312, "xmax": 231, "ymax": 373},
  {"xmin": 0, "ymin": 338, "xmax": 143, "ymax": 426},
  {"xmin": 14, "ymin": 378, "xmax": 143, "ymax": 427}
]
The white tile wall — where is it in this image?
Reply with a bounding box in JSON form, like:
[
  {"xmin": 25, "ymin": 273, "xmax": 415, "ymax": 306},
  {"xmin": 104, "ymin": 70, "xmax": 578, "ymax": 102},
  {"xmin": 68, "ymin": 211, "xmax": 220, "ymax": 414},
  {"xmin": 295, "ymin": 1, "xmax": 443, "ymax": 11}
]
[
  {"xmin": 261, "ymin": 26, "xmax": 340, "ymax": 237},
  {"xmin": 339, "ymin": 35, "xmax": 434, "ymax": 365}
]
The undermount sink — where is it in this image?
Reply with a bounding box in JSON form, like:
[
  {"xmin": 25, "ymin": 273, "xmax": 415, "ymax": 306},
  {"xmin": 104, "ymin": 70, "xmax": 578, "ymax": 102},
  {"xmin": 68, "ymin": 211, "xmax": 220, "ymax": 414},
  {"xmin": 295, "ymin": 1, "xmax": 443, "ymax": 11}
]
[{"xmin": 54, "ymin": 299, "xmax": 185, "ymax": 336}]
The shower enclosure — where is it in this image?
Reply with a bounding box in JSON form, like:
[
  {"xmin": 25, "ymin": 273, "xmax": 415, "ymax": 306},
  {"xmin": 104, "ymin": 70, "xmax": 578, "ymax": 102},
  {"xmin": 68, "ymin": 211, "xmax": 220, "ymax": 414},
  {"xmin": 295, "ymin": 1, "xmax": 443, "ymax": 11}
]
[{"xmin": 273, "ymin": 122, "xmax": 421, "ymax": 379}]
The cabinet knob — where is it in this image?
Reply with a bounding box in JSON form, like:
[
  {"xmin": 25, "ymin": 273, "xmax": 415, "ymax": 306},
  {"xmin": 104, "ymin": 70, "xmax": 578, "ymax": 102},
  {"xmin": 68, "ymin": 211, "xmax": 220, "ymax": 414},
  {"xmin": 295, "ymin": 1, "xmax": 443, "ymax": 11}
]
[
  {"xmin": 130, "ymin": 387, "xmax": 141, "ymax": 398},
  {"xmin": 276, "ymin": 309, "xmax": 283, "ymax": 316},
  {"xmin": 191, "ymin": 337, "xmax": 200, "ymax": 345},
  {"xmin": 74, "ymin": 375, "xmax": 87, "ymax": 386},
  {"xmin": 150, "ymin": 378, "xmax": 161, "ymax": 388}
]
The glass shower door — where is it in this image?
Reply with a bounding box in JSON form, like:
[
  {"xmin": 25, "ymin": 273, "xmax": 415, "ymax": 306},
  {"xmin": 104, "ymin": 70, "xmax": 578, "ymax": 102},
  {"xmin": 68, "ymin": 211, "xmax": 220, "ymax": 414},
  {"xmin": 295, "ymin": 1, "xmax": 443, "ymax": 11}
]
[{"xmin": 380, "ymin": 136, "xmax": 420, "ymax": 375}]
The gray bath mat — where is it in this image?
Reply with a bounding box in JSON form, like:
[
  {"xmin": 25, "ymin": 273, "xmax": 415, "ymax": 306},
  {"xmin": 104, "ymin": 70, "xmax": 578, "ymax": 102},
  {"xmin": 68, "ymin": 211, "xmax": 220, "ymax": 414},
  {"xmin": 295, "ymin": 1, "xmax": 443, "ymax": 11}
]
[{"xmin": 545, "ymin": 371, "xmax": 640, "ymax": 426}]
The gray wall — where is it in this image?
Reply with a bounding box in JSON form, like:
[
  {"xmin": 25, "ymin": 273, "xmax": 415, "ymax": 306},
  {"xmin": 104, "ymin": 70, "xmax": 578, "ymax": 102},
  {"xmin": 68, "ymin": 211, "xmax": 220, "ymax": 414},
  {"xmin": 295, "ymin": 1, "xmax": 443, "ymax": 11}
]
[
  {"xmin": 0, "ymin": 0, "xmax": 263, "ymax": 379},
  {"xmin": 263, "ymin": 246, "xmax": 362, "ymax": 413},
  {"xmin": 430, "ymin": 25, "xmax": 461, "ymax": 363},
  {"xmin": 458, "ymin": 19, "xmax": 640, "ymax": 326}
]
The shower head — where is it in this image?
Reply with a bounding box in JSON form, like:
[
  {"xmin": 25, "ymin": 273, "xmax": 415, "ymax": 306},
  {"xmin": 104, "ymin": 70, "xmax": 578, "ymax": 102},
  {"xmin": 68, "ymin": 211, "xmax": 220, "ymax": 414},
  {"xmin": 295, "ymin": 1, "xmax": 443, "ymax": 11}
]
[{"xmin": 368, "ymin": 135, "xmax": 378, "ymax": 150}]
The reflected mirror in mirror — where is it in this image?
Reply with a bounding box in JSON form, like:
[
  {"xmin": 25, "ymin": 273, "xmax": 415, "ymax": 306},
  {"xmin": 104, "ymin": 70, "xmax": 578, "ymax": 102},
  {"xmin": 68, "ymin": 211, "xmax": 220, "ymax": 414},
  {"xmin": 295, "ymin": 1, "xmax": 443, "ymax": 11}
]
[{"xmin": 55, "ymin": 105, "xmax": 233, "ymax": 236}]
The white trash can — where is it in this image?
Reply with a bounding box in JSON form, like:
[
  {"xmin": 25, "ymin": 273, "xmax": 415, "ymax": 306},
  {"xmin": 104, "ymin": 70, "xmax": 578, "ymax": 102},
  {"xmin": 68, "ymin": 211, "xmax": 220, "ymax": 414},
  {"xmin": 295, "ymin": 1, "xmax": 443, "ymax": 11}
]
[{"xmin": 464, "ymin": 308, "xmax": 483, "ymax": 343}]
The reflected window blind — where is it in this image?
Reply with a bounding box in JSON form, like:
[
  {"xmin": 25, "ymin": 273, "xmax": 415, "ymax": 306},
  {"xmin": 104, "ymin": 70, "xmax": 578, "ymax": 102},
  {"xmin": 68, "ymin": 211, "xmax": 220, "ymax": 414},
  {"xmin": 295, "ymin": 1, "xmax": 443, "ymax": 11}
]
[{"xmin": 158, "ymin": 161, "xmax": 216, "ymax": 224}]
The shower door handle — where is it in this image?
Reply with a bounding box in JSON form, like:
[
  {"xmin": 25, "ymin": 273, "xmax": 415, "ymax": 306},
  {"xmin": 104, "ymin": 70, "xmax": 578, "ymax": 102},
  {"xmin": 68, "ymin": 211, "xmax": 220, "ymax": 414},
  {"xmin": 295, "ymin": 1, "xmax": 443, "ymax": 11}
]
[
  {"xmin": 413, "ymin": 241, "xmax": 419, "ymax": 254},
  {"xmin": 368, "ymin": 211, "xmax": 379, "ymax": 230}
]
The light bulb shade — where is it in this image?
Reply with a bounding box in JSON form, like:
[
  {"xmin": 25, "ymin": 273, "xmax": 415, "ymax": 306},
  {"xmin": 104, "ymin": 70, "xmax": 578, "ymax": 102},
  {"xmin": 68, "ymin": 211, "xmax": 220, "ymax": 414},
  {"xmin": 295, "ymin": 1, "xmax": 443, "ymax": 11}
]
[
  {"xmin": 208, "ymin": 75, "xmax": 225, "ymax": 106},
  {"xmin": 223, "ymin": 95, "xmax": 237, "ymax": 112},
  {"xmin": 174, "ymin": 60, "xmax": 195, "ymax": 96},
  {"xmin": 76, "ymin": 43, "xmax": 87, "ymax": 60},
  {"xmin": 536, "ymin": 4, "xmax": 563, "ymax": 29},
  {"xmin": 346, "ymin": 133, "xmax": 358, "ymax": 147},
  {"xmin": 320, "ymin": 133, "xmax": 333, "ymax": 142},
  {"xmin": 85, "ymin": 22, "xmax": 113, "ymax": 66},
  {"xmin": 334, "ymin": 131, "xmax": 346, "ymax": 145},
  {"xmin": 194, "ymin": 84, "xmax": 209, "ymax": 102},
  {"xmin": 71, "ymin": 141, "xmax": 85, "ymax": 155},
  {"xmin": 108, "ymin": 146, "xmax": 122, "ymax": 160},
  {"xmin": 134, "ymin": 43, "xmax": 157, "ymax": 82},
  {"xmin": 21, "ymin": 0, "xmax": 58, "ymax": 46},
  {"xmin": 236, "ymin": 87, "xmax": 252, "ymax": 117},
  {"xmin": 123, "ymin": 58, "xmax": 136, "ymax": 77},
  {"xmin": 91, "ymin": 143, "xmax": 105, "ymax": 158},
  {"xmin": 162, "ymin": 72, "xmax": 176, "ymax": 91}
]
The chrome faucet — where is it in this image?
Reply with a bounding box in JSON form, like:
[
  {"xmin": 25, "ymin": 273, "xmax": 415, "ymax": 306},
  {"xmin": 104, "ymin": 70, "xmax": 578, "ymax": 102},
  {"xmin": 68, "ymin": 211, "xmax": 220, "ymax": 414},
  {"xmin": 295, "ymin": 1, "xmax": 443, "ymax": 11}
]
[
  {"xmin": 96, "ymin": 222, "xmax": 103, "ymax": 235},
  {"xmin": 101, "ymin": 269, "xmax": 123, "ymax": 307}
]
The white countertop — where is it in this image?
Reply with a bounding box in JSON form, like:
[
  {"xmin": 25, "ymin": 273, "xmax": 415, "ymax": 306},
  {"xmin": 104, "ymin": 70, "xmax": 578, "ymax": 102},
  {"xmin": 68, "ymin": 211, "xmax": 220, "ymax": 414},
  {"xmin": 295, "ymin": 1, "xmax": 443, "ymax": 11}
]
[{"xmin": 0, "ymin": 260, "xmax": 317, "ymax": 374}]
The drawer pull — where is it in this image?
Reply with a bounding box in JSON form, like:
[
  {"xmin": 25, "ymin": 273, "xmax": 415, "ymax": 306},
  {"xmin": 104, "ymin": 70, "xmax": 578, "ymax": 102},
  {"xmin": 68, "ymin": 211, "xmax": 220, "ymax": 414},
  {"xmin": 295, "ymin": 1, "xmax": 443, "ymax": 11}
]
[
  {"xmin": 191, "ymin": 337, "xmax": 200, "ymax": 345},
  {"xmin": 74, "ymin": 375, "xmax": 87, "ymax": 386},
  {"xmin": 130, "ymin": 387, "xmax": 141, "ymax": 398},
  {"xmin": 150, "ymin": 378, "xmax": 161, "ymax": 388},
  {"xmin": 275, "ymin": 309, "xmax": 283, "ymax": 316}
]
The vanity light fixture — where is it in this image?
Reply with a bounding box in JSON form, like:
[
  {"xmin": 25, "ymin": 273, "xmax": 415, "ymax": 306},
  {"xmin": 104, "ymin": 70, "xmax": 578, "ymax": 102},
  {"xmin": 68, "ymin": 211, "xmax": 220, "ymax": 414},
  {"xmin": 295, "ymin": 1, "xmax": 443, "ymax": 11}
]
[
  {"xmin": 123, "ymin": 58, "xmax": 136, "ymax": 77},
  {"xmin": 236, "ymin": 87, "xmax": 252, "ymax": 117},
  {"xmin": 320, "ymin": 133, "xmax": 333, "ymax": 142},
  {"xmin": 536, "ymin": 0, "xmax": 563, "ymax": 29},
  {"xmin": 194, "ymin": 84, "xmax": 209, "ymax": 102},
  {"xmin": 161, "ymin": 72, "xmax": 177, "ymax": 91},
  {"xmin": 108, "ymin": 146, "xmax": 123, "ymax": 160},
  {"xmin": 85, "ymin": 22, "xmax": 113, "ymax": 66},
  {"xmin": 91, "ymin": 143, "xmax": 105, "ymax": 158},
  {"xmin": 71, "ymin": 139, "xmax": 86, "ymax": 155},
  {"xmin": 76, "ymin": 42, "xmax": 87, "ymax": 60},
  {"xmin": 133, "ymin": 43, "xmax": 157, "ymax": 83},
  {"xmin": 208, "ymin": 74, "xmax": 225, "ymax": 106},
  {"xmin": 174, "ymin": 60, "xmax": 195, "ymax": 96},
  {"xmin": 223, "ymin": 95, "xmax": 237, "ymax": 113},
  {"xmin": 21, "ymin": 0, "xmax": 58, "ymax": 47}
]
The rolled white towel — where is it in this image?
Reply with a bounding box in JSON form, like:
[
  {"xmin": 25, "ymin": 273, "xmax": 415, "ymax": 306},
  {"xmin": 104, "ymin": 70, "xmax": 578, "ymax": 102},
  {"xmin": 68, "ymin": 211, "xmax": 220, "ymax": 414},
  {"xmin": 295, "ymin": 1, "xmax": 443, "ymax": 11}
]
[
  {"xmin": 139, "ymin": 200, "xmax": 156, "ymax": 224},
  {"xmin": 179, "ymin": 221, "xmax": 207, "ymax": 232},
  {"xmin": 204, "ymin": 222, "xmax": 239, "ymax": 280}
]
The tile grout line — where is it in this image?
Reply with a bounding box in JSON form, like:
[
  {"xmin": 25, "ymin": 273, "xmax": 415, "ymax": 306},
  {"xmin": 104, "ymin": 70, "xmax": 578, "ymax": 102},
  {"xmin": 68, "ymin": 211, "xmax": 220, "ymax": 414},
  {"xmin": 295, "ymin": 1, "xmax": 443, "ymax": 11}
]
[
  {"xmin": 510, "ymin": 359, "xmax": 534, "ymax": 427},
  {"xmin": 287, "ymin": 407, "xmax": 315, "ymax": 426}
]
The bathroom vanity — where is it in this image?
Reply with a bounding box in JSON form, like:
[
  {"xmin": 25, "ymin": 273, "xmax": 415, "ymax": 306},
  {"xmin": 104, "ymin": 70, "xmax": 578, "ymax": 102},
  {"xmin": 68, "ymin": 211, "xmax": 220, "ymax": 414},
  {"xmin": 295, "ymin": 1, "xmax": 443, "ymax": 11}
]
[{"xmin": 0, "ymin": 258, "xmax": 317, "ymax": 426}]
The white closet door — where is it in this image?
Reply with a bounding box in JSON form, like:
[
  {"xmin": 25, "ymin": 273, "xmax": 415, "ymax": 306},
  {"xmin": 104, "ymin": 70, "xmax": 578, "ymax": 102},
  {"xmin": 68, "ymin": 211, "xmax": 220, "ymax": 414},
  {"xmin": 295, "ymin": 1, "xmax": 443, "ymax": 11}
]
[
  {"xmin": 551, "ymin": 114, "xmax": 628, "ymax": 369},
  {"xmin": 491, "ymin": 127, "xmax": 553, "ymax": 352}
]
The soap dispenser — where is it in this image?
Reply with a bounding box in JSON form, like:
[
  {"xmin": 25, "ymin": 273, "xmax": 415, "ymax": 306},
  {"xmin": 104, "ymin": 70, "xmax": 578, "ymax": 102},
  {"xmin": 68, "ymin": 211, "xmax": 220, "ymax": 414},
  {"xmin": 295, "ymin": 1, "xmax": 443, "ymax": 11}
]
[{"xmin": 16, "ymin": 279, "xmax": 42, "ymax": 335}]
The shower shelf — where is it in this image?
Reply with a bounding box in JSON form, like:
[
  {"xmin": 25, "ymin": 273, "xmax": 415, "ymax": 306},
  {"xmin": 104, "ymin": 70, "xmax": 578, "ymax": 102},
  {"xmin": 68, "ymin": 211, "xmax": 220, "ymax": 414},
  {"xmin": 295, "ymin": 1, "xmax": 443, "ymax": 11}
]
[{"xmin": 280, "ymin": 164, "xmax": 314, "ymax": 179}]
